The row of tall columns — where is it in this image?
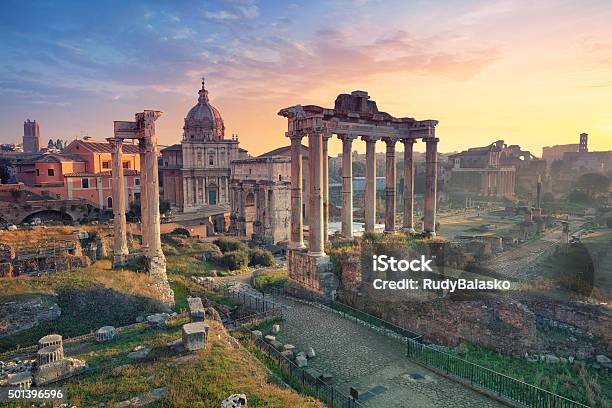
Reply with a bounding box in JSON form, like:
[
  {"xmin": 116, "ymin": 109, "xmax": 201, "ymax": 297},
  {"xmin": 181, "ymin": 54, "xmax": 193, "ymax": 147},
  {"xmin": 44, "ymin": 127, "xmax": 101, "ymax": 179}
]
[
  {"xmin": 288, "ymin": 133, "xmax": 438, "ymax": 253},
  {"xmin": 109, "ymin": 117, "xmax": 164, "ymax": 266},
  {"xmin": 110, "ymin": 138, "xmax": 128, "ymax": 266}
]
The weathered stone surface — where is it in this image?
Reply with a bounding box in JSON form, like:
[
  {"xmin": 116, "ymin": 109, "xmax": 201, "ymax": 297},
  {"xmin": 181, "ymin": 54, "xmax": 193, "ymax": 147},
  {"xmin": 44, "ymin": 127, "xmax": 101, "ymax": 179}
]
[
  {"xmin": 205, "ymin": 306, "xmax": 222, "ymax": 322},
  {"xmin": 306, "ymin": 347, "xmax": 316, "ymax": 358},
  {"xmin": 182, "ymin": 322, "xmax": 209, "ymax": 351},
  {"xmin": 127, "ymin": 346, "xmax": 151, "ymax": 360},
  {"xmin": 282, "ymin": 344, "xmax": 295, "ymax": 352},
  {"xmin": 270, "ymin": 340, "xmax": 283, "ymax": 350},
  {"xmin": 264, "ymin": 335, "xmax": 276, "ymax": 343},
  {"xmin": 146, "ymin": 313, "xmax": 169, "ymax": 328},
  {"xmin": 221, "ymin": 394, "xmax": 247, "ymax": 408},
  {"xmin": 115, "ymin": 387, "xmax": 168, "ymax": 407},
  {"xmin": 251, "ymin": 330, "xmax": 262, "ymax": 340},
  {"xmin": 271, "ymin": 324, "xmax": 280, "ymax": 334},
  {"xmin": 596, "ymin": 355, "xmax": 611, "ymax": 364},
  {"xmin": 280, "ymin": 350, "xmax": 293, "ymax": 359},
  {"xmin": 0, "ymin": 296, "xmax": 61, "ymax": 338},
  {"xmin": 187, "ymin": 297, "xmax": 206, "ymax": 322}
]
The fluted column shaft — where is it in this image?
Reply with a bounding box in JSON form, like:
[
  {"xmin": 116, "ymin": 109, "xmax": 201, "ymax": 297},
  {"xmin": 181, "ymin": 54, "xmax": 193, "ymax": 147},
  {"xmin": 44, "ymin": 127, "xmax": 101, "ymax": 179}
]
[
  {"xmin": 402, "ymin": 139, "xmax": 415, "ymax": 232},
  {"xmin": 340, "ymin": 135, "xmax": 354, "ymax": 238},
  {"xmin": 308, "ymin": 132, "xmax": 325, "ymax": 256},
  {"xmin": 423, "ymin": 137, "xmax": 439, "ymax": 235},
  {"xmin": 384, "ymin": 138, "xmax": 397, "ymax": 233},
  {"xmin": 289, "ymin": 135, "xmax": 305, "ymax": 248},
  {"xmin": 363, "ymin": 137, "xmax": 377, "ymax": 232},
  {"xmin": 110, "ymin": 138, "xmax": 128, "ymax": 264}
]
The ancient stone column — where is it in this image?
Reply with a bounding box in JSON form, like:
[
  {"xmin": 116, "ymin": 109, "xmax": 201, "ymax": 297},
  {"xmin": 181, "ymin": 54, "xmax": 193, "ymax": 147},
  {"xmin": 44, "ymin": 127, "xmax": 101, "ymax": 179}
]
[
  {"xmin": 322, "ymin": 134, "xmax": 330, "ymax": 243},
  {"xmin": 401, "ymin": 139, "xmax": 416, "ymax": 232},
  {"xmin": 289, "ymin": 134, "xmax": 305, "ymax": 249},
  {"xmin": 109, "ymin": 138, "xmax": 128, "ymax": 266},
  {"xmin": 141, "ymin": 115, "xmax": 163, "ymax": 259},
  {"xmin": 139, "ymin": 110, "xmax": 174, "ymax": 306},
  {"xmin": 308, "ymin": 132, "xmax": 325, "ymax": 256},
  {"xmin": 139, "ymin": 139, "xmax": 150, "ymax": 256},
  {"xmin": 383, "ymin": 138, "xmax": 397, "ymax": 233},
  {"xmin": 340, "ymin": 135, "xmax": 354, "ymax": 238},
  {"xmin": 423, "ymin": 137, "xmax": 439, "ymax": 235},
  {"xmin": 363, "ymin": 136, "xmax": 377, "ymax": 233}
]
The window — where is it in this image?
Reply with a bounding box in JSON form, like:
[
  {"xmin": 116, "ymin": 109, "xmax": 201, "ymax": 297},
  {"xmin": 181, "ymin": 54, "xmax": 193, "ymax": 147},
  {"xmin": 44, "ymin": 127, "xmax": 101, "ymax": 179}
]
[
  {"xmin": 47, "ymin": 168, "xmax": 54, "ymax": 176},
  {"xmin": 36, "ymin": 169, "xmax": 40, "ymax": 176},
  {"xmin": 82, "ymin": 178, "xmax": 89, "ymax": 189},
  {"xmin": 209, "ymin": 156, "xmax": 214, "ymax": 166},
  {"xmin": 135, "ymin": 178, "xmax": 140, "ymax": 186},
  {"xmin": 122, "ymin": 161, "xmax": 130, "ymax": 169},
  {"xmin": 279, "ymin": 174, "xmax": 282, "ymax": 181},
  {"xmin": 102, "ymin": 161, "xmax": 111, "ymax": 169},
  {"xmin": 107, "ymin": 196, "xmax": 113, "ymax": 209}
]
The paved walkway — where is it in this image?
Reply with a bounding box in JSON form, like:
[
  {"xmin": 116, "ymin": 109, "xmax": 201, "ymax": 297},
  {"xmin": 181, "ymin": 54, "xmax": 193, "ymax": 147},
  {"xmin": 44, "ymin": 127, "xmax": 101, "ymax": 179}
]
[{"xmin": 273, "ymin": 296, "xmax": 506, "ymax": 408}]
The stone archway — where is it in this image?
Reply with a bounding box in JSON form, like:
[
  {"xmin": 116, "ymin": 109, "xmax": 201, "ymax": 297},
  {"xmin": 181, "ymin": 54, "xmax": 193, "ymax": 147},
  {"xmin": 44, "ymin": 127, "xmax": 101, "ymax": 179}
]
[{"xmin": 21, "ymin": 210, "xmax": 74, "ymax": 225}]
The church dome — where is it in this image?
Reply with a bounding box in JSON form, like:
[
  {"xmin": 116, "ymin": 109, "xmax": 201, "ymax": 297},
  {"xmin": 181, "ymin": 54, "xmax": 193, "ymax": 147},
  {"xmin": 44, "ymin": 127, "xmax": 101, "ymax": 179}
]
[{"xmin": 183, "ymin": 79, "xmax": 225, "ymax": 141}]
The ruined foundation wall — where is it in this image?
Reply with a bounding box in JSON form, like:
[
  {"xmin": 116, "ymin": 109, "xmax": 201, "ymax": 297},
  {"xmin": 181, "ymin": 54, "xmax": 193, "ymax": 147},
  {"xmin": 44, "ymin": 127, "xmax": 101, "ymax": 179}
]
[{"xmin": 287, "ymin": 249, "xmax": 337, "ymax": 303}]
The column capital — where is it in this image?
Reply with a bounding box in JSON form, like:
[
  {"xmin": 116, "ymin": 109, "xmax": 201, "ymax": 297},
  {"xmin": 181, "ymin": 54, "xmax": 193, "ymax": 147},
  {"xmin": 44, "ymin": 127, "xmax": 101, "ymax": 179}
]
[
  {"xmin": 401, "ymin": 138, "xmax": 417, "ymax": 145},
  {"xmin": 361, "ymin": 135, "xmax": 379, "ymax": 143},
  {"xmin": 423, "ymin": 137, "xmax": 440, "ymax": 143},
  {"xmin": 382, "ymin": 137, "xmax": 397, "ymax": 146},
  {"xmin": 337, "ymin": 134, "xmax": 358, "ymax": 142},
  {"xmin": 287, "ymin": 132, "xmax": 304, "ymax": 141}
]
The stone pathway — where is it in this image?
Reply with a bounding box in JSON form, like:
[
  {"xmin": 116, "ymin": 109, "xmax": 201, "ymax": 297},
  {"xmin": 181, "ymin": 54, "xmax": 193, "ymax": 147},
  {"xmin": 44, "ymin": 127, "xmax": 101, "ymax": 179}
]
[{"xmin": 273, "ymin": 296, "xmax": 506, "ymax": 408}]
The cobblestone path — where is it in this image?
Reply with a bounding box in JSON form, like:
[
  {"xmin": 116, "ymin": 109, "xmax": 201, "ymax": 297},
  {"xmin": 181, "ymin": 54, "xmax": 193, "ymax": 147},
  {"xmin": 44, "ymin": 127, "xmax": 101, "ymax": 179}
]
[{"xmin": 273, "ymin": 296, "xmax": 506, "ymax": 408}]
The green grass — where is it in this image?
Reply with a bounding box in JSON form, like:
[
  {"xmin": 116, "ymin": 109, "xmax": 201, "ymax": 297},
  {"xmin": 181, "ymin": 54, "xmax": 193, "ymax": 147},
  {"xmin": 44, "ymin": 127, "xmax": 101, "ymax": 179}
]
[
  {"xmin": 60, "ymin": 320, "xmax": 324, "ymax": 407},
  {"xmin": 252, "ymin": 269, "xmax": 288, "ymax": 293},
  {"xmin": 451, "ymin": 343, "xmax": 611, "ymax": 407}
]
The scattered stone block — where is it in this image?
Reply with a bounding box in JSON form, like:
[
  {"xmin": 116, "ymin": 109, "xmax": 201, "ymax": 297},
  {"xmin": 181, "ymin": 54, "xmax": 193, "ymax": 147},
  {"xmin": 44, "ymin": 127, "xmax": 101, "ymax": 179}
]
[
  {"xmin": 264, "ymin": 335, "xmax": 276, "ymax": 343},
  {"xmin": 127, "ymin": 346, "xmax": 151, "ymax": 360},
  {"xmin": 182, "ymin": 322, "xmax": 209, "ymax": 351},
  {"xmin": 280, "ymin": 350, "xmax": 293, "ymax": 359},
  {"xmin": 295, "ymin": 354, "xmax": 308, "ymax": 368},
  {"xmin": 146, "ymin": 313, "xmax": 170, "ymax": 328},
  {"xmin": 596, "ymin": 355, "xmax": 611, "ymax": 364},
  {"xmin": 251, "ymin": 330, "xmax": 262, "ymax": 340},
  {"xmin": 283, "ymin": 344, "xmax": 295, "ymax": 352},
  {"xmin": 306, "ymin": 347, "xmax": 316, "ymax": 358},
  {"xmin": 187, "ymin": 297, "xmax": 206, "ymax": 322},
  {"xmin": 95, "ymin": 326, "xmax": 116, "ymax": 342},
  {"xmin": 271, "ymin": 324, "xmax": 280, "ymax": 334},
  {"xmin": 221, "ymin": 393, "xmax": 248, "ymax": 408},
  {"xmin": 166, "ymin": 339, "xmax": 183, "ymax": 349},
  {"xmin": 205, "ymin": 307, "xmax": 222, "ymax": 322}
]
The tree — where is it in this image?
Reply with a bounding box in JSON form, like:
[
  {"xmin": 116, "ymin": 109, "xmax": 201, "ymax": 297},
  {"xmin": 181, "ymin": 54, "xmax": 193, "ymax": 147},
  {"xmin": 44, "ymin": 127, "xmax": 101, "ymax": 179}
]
[
  {"xmin": 47, "ymin": 139, "xmax": 55, "ymax": 149},
  {"xmin": 575, "ymin": 173, "xmax": 610, "ymax": 198}
]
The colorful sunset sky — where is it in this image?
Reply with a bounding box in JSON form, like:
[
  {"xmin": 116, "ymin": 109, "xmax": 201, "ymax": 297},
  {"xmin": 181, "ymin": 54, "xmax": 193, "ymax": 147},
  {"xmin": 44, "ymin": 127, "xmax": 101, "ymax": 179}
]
[{"xmin": 1, "ymin": 0, "xmax": 611, "ymax": 156}]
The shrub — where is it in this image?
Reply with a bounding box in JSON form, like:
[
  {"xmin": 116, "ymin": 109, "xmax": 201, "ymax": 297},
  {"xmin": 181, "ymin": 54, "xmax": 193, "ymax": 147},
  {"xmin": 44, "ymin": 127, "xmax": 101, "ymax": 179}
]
[
  {"xmin": 171, "ymin": 227, "xmax": 190, "ymax": 237},
  {"xmin": 248, "ymin": 248, "xmax": 274, "ymax": 267},
  {"xmin": 219, "ymin": 250, "xmax": 249, "ymax": 270},
  {"xmin": 201, "ymin": 242, "xmax": 223, "ymax": 262},
  {"xmin": 213, "ymin": 237, "xmax": 247, "ymax": 253}
]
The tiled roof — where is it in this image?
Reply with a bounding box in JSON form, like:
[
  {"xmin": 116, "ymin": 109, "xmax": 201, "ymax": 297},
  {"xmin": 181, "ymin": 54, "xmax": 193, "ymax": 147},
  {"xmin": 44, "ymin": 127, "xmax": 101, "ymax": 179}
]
[
  {"xmin": 64, "ymin": 169, "xmax": 139, "ymax": 177},
  {"xmin": 258, "ymin": 144, "xmax": 308, "ymax": 158},
  {"xmin": 64, "ymin": 139, "xmax": 140, "ymax": 154},
  {"xmin": 161, "ymin": 144, "xmax": 182, "ymax": 152}
]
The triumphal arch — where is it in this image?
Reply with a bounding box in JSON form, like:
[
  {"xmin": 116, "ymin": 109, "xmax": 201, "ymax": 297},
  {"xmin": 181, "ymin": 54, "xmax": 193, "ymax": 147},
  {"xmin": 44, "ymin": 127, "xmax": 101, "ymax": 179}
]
[{"xmin": 279, "ymin": 90, "xmax": 439, "ymax": 301}]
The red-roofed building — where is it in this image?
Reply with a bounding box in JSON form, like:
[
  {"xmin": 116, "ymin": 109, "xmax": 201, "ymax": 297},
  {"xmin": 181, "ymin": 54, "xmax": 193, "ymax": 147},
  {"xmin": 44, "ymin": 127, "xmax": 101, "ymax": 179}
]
[{"xmin": 15, "ymin": 138, "xmax": 142, "ymax": 210}]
